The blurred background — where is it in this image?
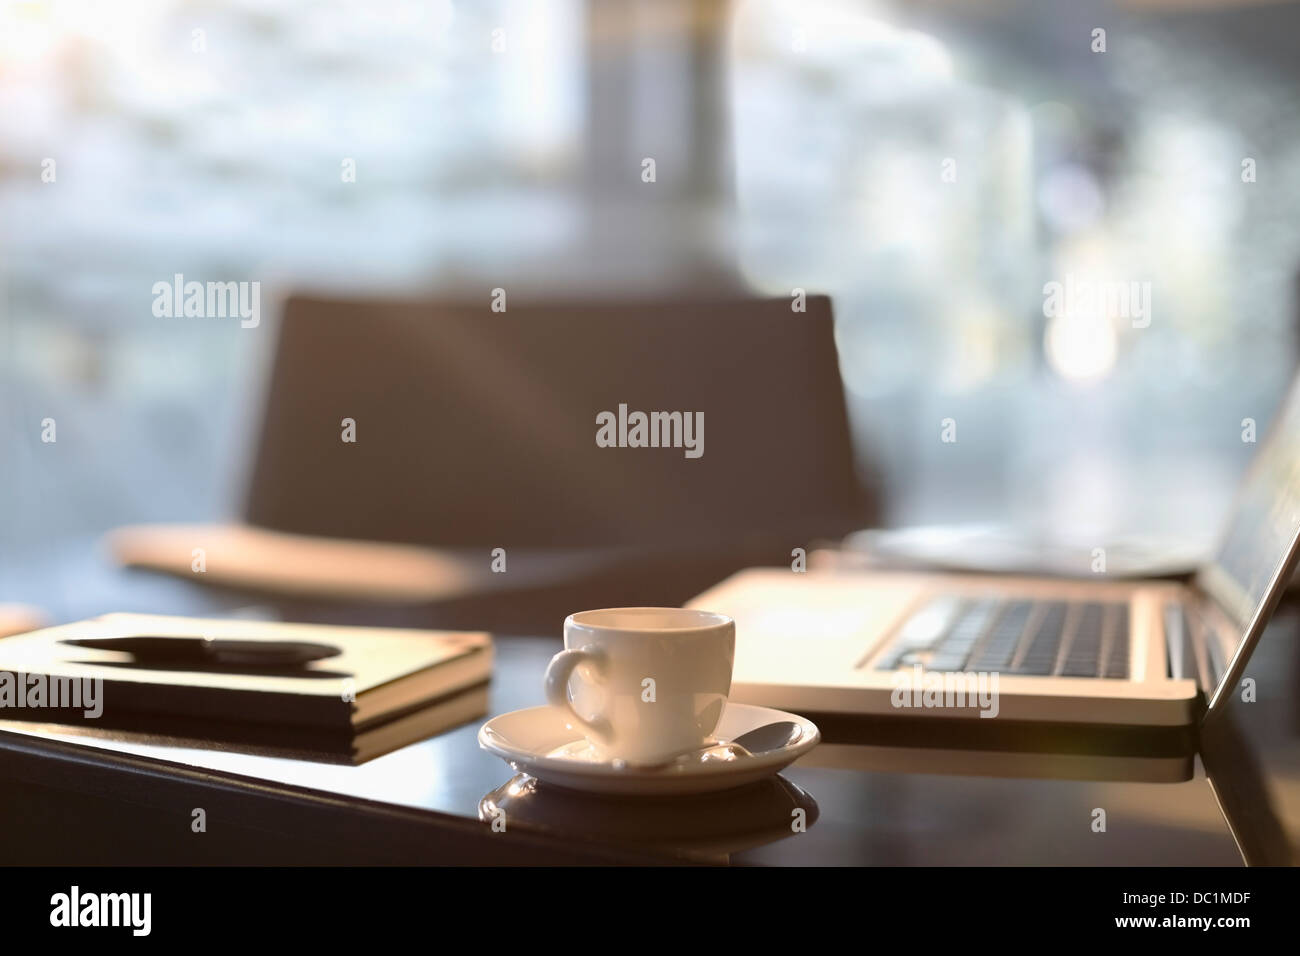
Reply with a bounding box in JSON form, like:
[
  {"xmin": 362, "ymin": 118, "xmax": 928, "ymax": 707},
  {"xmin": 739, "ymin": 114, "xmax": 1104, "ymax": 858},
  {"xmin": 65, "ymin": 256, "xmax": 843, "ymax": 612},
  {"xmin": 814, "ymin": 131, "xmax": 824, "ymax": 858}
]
[{"xmin": 4, "ymin": 0, "xmax": 1300, "ymax": 619}]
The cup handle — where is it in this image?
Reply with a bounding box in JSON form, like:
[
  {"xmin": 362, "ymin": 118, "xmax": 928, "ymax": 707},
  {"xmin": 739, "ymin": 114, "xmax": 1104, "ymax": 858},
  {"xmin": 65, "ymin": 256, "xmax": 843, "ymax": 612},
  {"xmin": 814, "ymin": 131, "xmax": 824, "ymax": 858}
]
[{"xmin": 544, "ymin": 645, "xmax": 614, "ymax": 746}]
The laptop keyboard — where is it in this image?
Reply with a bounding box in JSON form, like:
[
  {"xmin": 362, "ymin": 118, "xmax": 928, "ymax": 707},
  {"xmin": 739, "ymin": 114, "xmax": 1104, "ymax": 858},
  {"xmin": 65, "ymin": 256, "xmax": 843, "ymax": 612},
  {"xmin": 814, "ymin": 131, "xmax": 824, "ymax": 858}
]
[{"xmin": 873, "ymin": 597, "xmax": 1130, "ymax": 678}]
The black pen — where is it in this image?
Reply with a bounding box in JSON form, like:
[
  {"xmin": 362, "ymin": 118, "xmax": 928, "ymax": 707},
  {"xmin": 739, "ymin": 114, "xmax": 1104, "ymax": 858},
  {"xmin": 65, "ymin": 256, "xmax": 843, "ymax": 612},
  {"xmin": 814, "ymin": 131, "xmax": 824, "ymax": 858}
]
[{"xmin": 61, "ymin": 637, "xmax": 341, "ymax": 667}]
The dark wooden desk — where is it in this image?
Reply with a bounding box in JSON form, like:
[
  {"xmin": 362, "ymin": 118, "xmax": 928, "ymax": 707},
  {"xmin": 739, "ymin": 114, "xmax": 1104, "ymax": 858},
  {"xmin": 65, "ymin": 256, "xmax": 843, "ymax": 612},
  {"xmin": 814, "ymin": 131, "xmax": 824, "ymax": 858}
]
[{"xmin": 2, "ymin": 598, "xmax": 1297, "ymax": 865}]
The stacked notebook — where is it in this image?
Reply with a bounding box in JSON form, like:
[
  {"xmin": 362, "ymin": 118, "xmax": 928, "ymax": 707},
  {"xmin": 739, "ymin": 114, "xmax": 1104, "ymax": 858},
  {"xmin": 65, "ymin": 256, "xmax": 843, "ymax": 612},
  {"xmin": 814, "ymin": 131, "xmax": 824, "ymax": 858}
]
[{"xmin": 0, "ymin": 613, "xmax": 492, "ymax": 760}]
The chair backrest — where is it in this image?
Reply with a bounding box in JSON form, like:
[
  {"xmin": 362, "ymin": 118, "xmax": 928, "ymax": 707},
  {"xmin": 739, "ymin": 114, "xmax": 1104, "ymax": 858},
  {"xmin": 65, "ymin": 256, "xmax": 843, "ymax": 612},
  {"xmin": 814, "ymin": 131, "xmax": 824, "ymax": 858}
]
[{"xmin": 243, "ymin": 294, "xmax": 870, "ymax": 550}]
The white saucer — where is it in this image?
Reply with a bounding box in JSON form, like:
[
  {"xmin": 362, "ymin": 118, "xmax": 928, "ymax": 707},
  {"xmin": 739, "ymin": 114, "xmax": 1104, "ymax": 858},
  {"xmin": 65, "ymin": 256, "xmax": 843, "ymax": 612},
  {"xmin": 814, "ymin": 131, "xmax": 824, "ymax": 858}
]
[{"xmin": 477, "ymin": 703, "xmax": 820, "ymax": 796}]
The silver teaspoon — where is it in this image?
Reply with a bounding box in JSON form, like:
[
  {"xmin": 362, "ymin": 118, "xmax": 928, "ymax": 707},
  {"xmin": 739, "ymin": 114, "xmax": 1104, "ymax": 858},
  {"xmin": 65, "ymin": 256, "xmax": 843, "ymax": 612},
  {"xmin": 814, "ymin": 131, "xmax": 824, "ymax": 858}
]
[{"xmin": 611, "ymin": 720, "xmax": 804, "ymax": 772}]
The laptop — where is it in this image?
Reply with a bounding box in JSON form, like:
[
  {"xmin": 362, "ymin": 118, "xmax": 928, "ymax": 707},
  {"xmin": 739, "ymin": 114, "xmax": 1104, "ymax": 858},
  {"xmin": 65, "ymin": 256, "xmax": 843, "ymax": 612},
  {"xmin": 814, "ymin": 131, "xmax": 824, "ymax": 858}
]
[{"xmin": 691, "ymin": 377, "xmax": 1300, "ymax": 727}]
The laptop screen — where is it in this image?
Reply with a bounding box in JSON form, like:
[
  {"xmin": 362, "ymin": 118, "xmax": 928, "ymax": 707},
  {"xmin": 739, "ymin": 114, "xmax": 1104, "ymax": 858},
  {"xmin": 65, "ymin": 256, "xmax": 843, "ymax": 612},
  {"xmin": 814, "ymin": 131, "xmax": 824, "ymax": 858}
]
[
  {"xmin": 1198, "ymin": 378, "xmax": 1300, "ymax": 711},
  {"xmin": 243, "ymin": 295, "xmax": 870, "ymax": 551}
]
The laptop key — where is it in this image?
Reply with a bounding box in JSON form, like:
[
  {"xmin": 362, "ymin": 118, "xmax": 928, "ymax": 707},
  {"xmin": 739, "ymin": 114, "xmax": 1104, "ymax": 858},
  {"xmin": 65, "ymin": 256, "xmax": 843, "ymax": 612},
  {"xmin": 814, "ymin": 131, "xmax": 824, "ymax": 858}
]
[
  {"xmin": 1013, "ymin": 602, "xmax": 1068, "ymax": 675},
  {"xmin": 873, "ymin": 596, "xmax": 966, "ymax": 670},
  {"xmin": 1059, "ymin": 602, "xmax": 1106, "ymax": 677},
  {"xmin": 925, "ymin": 599, "xmax": 998, "ymax": 671},
  {"xmin": 968, "ymin": 600, "xmax": 1034, "ymax": 671},
  {"xmin": 1102, "ymin": 605, "xmax": 1130, "ymax": 678}
]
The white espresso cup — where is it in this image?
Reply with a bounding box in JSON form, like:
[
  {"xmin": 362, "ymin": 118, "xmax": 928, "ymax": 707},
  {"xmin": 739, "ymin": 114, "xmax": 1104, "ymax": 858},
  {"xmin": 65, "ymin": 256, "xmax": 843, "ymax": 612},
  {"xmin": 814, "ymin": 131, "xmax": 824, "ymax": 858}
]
[{"xmin": 544, "ymin": 607, "xmax": 736, "ymax": 763}]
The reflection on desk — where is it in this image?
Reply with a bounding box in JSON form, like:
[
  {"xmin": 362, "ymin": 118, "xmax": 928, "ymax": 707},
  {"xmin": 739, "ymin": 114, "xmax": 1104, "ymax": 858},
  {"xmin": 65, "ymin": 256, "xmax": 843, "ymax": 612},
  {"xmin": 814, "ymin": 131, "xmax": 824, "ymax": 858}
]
[{"xmin": 480, "ymin": 773, "xmax": 819, "ymax": 863}]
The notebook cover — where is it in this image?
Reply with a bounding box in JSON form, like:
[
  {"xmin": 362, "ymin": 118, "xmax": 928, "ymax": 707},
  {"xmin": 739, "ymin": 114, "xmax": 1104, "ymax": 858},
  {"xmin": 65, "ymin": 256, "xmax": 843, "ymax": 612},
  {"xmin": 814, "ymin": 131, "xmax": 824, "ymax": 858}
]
[{"xmin": 0, "ymin": 613, "xmax": 492, "ymax": 731}]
